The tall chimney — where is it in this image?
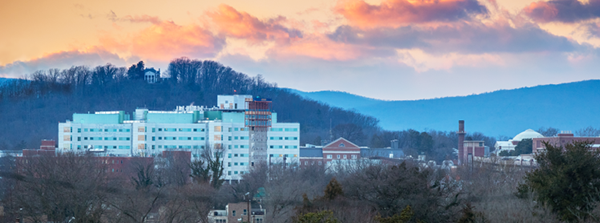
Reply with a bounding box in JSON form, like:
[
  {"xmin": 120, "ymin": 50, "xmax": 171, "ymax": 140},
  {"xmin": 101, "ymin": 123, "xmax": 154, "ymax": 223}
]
[{"xmin": 458, "ymin": 120, "xmax": 466, "ymax": 165}]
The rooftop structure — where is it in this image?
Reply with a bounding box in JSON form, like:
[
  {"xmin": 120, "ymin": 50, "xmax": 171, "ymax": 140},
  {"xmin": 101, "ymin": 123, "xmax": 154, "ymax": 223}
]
[{"xmin": 495, "ymin": 129, "xmax": 544, "ymax": 155}]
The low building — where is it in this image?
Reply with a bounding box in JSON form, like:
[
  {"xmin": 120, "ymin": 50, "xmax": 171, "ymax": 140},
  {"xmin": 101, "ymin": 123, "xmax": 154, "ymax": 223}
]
[
  {"xmin": 144, "ymin": 68, "xmax": 161, "ymax": 84},
  {"xmin": 532, "ymin": 131, "xmax": 600, "ymax": 153},
  {"xmin": 208, "ymin": 202, "xmax": 266, "ymax": 223},
  {"xmin": 463, "ymin": 140, "xmax": 485, "ymax": 157},
  {"xmin": 494, "ymin": 129, "xmax": 544, "ymax": 155},
  {"xmin": 299, "ymin": 138, "xmax": 360, "ymax": 167},
  {"xmin": 299, "ymin": 138, "xmax": 405, "ymax": 171}
]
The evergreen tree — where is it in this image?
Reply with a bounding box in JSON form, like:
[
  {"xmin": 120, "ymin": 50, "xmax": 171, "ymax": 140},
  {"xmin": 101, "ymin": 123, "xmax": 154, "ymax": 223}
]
[
  {"xmin": 518, "ymin": 141, "xmax": 600, "ymax": 222},
  {"xmin": 323, "ymin": 177, "xmax": 343, "ymax": 201}
]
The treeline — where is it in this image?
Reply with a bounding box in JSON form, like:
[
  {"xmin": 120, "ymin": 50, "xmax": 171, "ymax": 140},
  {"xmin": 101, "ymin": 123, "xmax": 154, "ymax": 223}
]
[
  {"xmin": 0, "ymin": 152, "xmax": 467, "ymax": 222},
  {"xmin": 1, "ymin": 146, "xmax": 575, "ymax": 223}
]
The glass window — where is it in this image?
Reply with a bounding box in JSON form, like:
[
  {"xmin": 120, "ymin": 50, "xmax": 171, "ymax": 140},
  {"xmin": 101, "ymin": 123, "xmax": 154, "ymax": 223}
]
[{"xmin": 327, "ymin": 155, "xmax": 332, "ymax": 159}]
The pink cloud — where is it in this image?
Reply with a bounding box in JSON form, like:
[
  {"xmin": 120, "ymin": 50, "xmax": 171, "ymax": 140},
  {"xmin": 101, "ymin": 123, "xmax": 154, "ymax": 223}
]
[
  {"xmin": 523, "ymin": 0, "xmax": 600, "ymax": 23},
  {"xmin": 335, "ymin": 0, "xmax": 488, "ymax": 28},
  {"xmin": 208, "ymin": 4, "xmax": 303, "ymax": 44}
]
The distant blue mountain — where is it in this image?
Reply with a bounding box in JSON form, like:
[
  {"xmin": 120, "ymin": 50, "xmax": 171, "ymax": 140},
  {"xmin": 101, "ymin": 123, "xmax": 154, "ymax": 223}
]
[{"xmin": 288, "ymin": 80, "xmax": 600, "ymax": 137}]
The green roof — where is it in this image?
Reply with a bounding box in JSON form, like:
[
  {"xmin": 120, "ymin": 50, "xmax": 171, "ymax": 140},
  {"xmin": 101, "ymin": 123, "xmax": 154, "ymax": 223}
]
[{"xmin": 204, "ymin": 111, "xmax": 222, "ymax": 120}]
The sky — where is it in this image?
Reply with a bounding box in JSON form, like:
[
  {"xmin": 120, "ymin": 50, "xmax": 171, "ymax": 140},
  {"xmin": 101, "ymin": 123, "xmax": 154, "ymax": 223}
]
[{"xmin": 1, "ymin": 0, "xmax": 600, "ymax": 100}]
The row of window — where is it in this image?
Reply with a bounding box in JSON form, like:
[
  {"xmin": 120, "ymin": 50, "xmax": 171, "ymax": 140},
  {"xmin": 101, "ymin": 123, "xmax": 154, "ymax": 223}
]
[
  {"xmin": 227, "ymin": 170, "xmax": 246, "ymax": 175},
  {"xmin": 71, "ymin": 145, "xmax": 131, "ymax": 149},
  {"xmin": 227, "ymin": 136, "xmax": 249, "ymax": 140},
  {"xmin": 228, "ymin": 153, "xmax": 249, "ymax": 158},
  {"xmin": 304, "ymin": 161, "xmax": 323, "ymax": 165},
  {"xmin": 227, "ymin": 162, "xmax": 247, "ymax": 167},
  {"xmin": 151, "ymin": 136, "xmax": 205, "ymax": 141},
  {"xmin": 78, "ymin": 137, "xmax": 130, "ymax": 141},
  {"xmin": 143, "ymin": 145, "xmax": 206, "ymax": 149},
  {"xmin": 152, "ymin": 128, "xmax": 206, "ymax": 132},
  {"xmin": 269, "ymin": 154, "xmax": 298, "ymax": 158},
  {"xmin": 269, "ymin": 145, "xmax": 299, "ymax": 149},
  {"xmin": 227, "ymin": 145, "xmax": 248, "ymax": 149},
  {"xmin": 326, "ymin": 154, "xmax": 358, "ymax": 159},
  {"xmin": 269, "ymin": 128, "xmax": 298, "ymax": 132},
  {"xmin": 74, "ymin": 128, "xmax": 131, "ymax": 133},
  {"xmin": 269, "ymin": 137, "xmax": 298, "ymax": 140}
]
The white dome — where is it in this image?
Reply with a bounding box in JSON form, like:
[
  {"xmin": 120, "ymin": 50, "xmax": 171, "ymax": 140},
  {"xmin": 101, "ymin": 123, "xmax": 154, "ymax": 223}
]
[{"xmin": 512, "ymin": 129, "xmax": 544, "ymax": 141}]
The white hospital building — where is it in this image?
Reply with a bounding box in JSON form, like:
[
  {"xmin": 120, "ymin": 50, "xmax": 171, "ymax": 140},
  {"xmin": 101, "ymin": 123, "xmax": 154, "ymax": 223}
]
[{"xmin": 58, "ymin": 95, "xmax": 300, "ymax": 180}]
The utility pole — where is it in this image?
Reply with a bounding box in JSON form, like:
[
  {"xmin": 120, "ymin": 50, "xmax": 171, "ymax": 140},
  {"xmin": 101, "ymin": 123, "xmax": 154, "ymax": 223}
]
[{"xmin": 245, "ymin": 192, "xmax": 250, "ymax": 223}]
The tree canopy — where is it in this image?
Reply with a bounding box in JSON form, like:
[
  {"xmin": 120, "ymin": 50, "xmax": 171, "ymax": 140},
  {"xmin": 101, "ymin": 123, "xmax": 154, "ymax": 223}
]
[{"xmin": 518, "ymin": 141, "xmax": 600, "ymax": 222}]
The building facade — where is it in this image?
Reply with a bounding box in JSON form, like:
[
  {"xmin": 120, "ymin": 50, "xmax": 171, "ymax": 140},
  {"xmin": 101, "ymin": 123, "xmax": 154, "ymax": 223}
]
[
  {"xmin": 58, "ymin": 95, "xmax": 300, "ymax": 181},
  {"xmin": 532, "ymin": 131, "xmax": 600, "ymax": 153},
  {"xmin": 494, "ymin": 129, "xmax": 544, "ymax": 155}
]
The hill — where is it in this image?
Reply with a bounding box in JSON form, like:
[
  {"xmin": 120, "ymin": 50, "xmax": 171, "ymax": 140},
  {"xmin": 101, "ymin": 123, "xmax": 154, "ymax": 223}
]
[
  {"xmin": 0, "ymin": 60, "xmax": 379, "ymax": 150},
  {"xmin": 291, "ymin": 80, "xmax": 600, "ymax": 137}
]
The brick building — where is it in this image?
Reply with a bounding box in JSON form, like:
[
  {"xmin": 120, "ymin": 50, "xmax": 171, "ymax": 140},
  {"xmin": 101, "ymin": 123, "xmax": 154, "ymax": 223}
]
[
  {"xmin": 532, "ymin": 132, "xmax": 600, "ymax": 153},
  {"xmin": 299, "ymin": 138, "xmax": 361, "ymax": 167},
  {"xmin": 16, "ymin": 140, "xmax": 191, "ymax": 181}
]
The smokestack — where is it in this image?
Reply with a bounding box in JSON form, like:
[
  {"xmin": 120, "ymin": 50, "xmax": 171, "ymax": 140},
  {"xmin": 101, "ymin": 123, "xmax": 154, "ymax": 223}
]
[{"xmin": 458, "ymin": 120, "xmax": 466, "ymax": 165}]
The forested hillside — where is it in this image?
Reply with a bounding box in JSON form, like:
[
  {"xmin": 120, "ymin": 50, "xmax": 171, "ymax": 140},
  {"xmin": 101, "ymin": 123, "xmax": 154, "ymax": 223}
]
[{"xmin": 0, "ymin": 59, "xmax": 380, "ymax": 149}]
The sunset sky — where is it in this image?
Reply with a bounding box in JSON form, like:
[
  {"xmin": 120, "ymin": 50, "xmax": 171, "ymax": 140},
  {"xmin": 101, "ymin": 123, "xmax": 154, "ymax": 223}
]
[{"xmin": 1, "ymin": 0, "xmax": 600, "ymax": 100}]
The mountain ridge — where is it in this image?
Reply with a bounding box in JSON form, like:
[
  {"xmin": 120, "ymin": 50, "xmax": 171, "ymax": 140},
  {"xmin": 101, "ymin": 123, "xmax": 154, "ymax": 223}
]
[{"xmin": 289, "ymin": 80, "xmax": 600, "ymax": 137}]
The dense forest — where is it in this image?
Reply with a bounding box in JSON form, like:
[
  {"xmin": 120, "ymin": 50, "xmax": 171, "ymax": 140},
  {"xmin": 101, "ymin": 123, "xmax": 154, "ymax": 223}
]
[{"xmin": 0, "ymin": 58, "xmax": 497, "ymax": 161}]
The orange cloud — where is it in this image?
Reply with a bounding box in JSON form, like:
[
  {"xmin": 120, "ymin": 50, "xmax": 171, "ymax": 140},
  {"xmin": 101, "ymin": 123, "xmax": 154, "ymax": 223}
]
[
  {"xmin": 335, "ymin": 0, "xmax": 488, "ymax": 28},
  {"xmin": 101, "ymin": 20, "xmax": 225, "ymax": 61},
  {"xmin": 208, "ymin": 4, "xmax": 303, "ymax": 44}
]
